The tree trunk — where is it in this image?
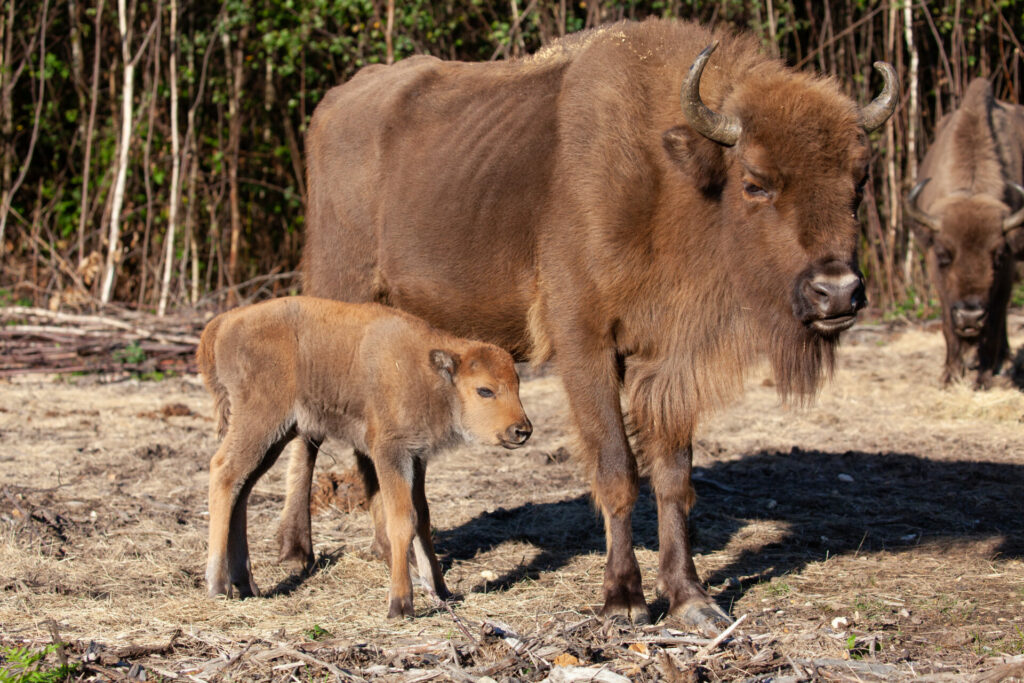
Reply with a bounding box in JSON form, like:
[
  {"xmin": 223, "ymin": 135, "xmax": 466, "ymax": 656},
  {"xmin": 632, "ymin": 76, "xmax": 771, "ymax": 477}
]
[
  {"xmin": 902, "ymin": 0, "xmax": 919, "ymax": 285},
  {"xmin": 159, "ymin": 0, "xmax": 181, "ymax": 316},
  {"xmin": 100, "ymin": 0, "xmax": 136, "ymax": 303},
  {"xmin": 222, "ymin": 25, "xmax": 249, "ymax": 307},
  {"xmin": 76, "ymin": 0, "xmax": 105, "ymax": 268},
  {"xmin": 0, "ymin": 0, "xmax": 49, "ymax": 265}
]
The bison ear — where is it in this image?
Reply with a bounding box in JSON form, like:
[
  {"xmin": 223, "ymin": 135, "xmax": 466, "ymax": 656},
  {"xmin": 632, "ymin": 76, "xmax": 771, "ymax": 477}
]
[
  {"xmin": 662, "ymin": 126, "xmax": 727, "ymax": 196},
  {"xmin": 909, "ymin": 222, "xmax": 935, "ymax": 249},
  {"xmin": 1007, "ymin": 227, "xmax": 1024, "ymax": 259},
  {"xmin": 429, "ymin": 349, "xmax": 459, "ymax": 384}
]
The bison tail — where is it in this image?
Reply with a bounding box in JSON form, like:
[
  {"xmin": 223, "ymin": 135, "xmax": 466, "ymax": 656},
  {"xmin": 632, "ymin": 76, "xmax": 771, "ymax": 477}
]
[{"xmin": 196, "ymin": 315, "xmax": 231, "ymax": 439}]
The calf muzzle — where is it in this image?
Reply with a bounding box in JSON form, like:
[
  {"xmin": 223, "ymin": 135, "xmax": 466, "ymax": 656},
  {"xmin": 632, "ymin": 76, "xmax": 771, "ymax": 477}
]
[{"xmin": 501, "ymin": 419, "xmax": 533, "ymax": 449}]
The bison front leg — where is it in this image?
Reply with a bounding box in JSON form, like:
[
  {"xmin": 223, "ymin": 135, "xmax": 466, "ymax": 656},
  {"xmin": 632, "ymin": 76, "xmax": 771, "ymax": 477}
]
[
  {"xmin": 558, "ymin": 345, "xmax": 647, "ymax": 623},
  {"xmin": 354, "ymin": 450, "xmax": 392, "ymax": 564},
  {"xmin": 650, "ymin": 443, "xmax": 731, "ymax": 635},
  {"xmin": 941, "ymin": 322, "xmax": 966, "ymax": 386},
  {"xmin": 373, "ymin": 443, "xmax": 418, "ymax": 619},
  {"xmin": 276, "ymin": 437, "xmax": 322, "ymax": 574},
  {"xmin": 410, "ymin": 457, "xmax": 450, "ymax": 600}
]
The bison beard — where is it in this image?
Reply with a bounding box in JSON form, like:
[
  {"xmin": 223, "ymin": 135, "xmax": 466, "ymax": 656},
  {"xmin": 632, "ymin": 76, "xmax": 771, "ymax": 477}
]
[{"xmin": 299, "ymin": 18, "xmax": 896, "ymax": 632}]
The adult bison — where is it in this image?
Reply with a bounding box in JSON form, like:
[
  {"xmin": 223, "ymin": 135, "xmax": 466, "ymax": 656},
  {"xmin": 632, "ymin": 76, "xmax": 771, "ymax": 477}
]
[
  {"xmin": 906, "ymin": 78, "xmax": 1024, "ymax": 389},
  {"xmin": 296, "ymin": 18, "xmax": 896, "ymax": 631}
]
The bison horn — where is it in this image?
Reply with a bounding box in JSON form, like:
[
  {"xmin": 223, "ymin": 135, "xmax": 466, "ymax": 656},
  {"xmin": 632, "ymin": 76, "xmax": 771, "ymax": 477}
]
[
  {"xmin": 905, "ymin": 178, "xmax": 941, "ymax": 232},
  {"xmin": 680, "ymin": 42, "xmax": 741, "ymax": 146},
  {"xmin": 860, "ymin": 62, "xmax": 899, "ymax": 132},
  {"xmin": 1003, "ymin": 182, "xmax": 1024, "ymax": 233}
]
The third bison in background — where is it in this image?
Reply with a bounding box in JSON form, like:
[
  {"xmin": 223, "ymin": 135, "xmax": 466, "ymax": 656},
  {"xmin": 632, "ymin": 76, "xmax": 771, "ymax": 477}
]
[
  {"xmin": 299, "ymin": 18, "xmax": 897, "ymax": 633},
  {"xmin": 906, "ymin": 78, "xmax": 1024, "ymax": 388}
]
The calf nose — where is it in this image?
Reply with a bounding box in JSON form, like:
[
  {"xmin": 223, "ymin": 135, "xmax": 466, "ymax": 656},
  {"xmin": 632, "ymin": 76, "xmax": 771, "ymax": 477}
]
[
  {"xmin": 807, "ymin": 272, "xmax": 866, "ymax": 317},
  {"xmin": 506, "ymin": 419, "xmax": 533, "ymax": 445}
]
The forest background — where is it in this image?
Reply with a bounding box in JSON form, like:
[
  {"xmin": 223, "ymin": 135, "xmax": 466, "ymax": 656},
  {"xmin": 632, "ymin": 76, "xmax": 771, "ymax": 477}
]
[{"xmin": 1, "ymin": 0, "xmax": 1022, "ymax": 316}]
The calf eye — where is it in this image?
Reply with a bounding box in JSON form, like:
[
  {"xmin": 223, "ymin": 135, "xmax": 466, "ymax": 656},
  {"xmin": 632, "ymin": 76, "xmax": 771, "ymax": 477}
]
[{"xmin": 476, "ymin": 387, "xmax": 495, "ymax": 398}]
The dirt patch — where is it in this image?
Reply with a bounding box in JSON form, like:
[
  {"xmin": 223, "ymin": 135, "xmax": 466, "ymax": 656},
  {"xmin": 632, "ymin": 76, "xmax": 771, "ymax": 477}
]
[
  {"xmin": 311, "ymin": 469, "xmax": 370, "ymax": 515},
  {"xmin": 1, "ymin": 316, "xmax": 1023, "ymax": 680}
]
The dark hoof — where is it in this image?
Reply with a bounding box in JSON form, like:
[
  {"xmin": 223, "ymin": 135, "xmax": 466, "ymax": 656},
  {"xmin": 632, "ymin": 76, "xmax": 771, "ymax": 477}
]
[
  {"xmin": 673, "ymin": 602, "xmax": 732, "ymax": 636},
  {"xmin": 278, "ymin": 551, "xmax": 314, "ymax": 576},
  {"xmin": 233, "ymin": 580, "xmax": 261, "ymax": 599},
  {"xmin": 600, "ymin": 599, "xmax": 650, "ymax": 625},
  {"xmin": 387, "ymin": 596, "xmax": 414, "ymax": 619}
]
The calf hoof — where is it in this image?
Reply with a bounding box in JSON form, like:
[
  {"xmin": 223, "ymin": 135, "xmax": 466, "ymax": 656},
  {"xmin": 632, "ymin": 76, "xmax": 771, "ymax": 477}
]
[
  {"xmin": 207, "ymin": 581, "xmax": 229, "ymax": 598},
  {"xmin": 670, "ymin": 599, "xmax": 732, "ymax": 636},
  {"xmin": 231, "ymin": 574, "xmax": 261, "ymax": 599},
  {"xmin": 387, "ymin": 595, "xmax": 414, "ymax": 619}
]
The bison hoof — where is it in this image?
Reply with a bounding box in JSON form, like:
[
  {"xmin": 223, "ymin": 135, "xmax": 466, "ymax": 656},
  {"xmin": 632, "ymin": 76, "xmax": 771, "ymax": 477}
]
[
  {"xmin": 233, "ymin": 578, "xmax": 261, "ymax": 599},
  {"xmin": 600, "ymin": 598, "xmax": 650, "ymax": 625},
  {"xmin": 671, "ymin": 600, "xmax": 732, "ymax": 636},
  {"xmin": 387, "ymin": 596, "xmax": 415, "ymax": 619},
  {"xmin": 280, "ymin": 552, "xmax": 314, "ymax": 577}
]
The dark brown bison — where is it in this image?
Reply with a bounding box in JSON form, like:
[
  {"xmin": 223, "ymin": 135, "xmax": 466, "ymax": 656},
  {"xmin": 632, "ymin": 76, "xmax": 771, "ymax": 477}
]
[
  {"xmin": 295, "ymin": 18, "xmax": 896, "ymax": 632},
  {"xmin": 906, "ymin": 78, "xmax": 1024, "ymax": 388}
]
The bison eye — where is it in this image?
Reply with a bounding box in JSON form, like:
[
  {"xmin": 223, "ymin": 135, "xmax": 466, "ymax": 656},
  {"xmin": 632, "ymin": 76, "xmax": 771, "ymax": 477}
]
[
  {"xmin": 934, "ymin": 246, "xmax": 952, "ymax": 268},
  {"xmin": 476, "ymin": 387, "xmax": 495, "ymax": 398},
  {"xmin": 742, "ymin": 181, "xmax": 771, "ymax": 200}
]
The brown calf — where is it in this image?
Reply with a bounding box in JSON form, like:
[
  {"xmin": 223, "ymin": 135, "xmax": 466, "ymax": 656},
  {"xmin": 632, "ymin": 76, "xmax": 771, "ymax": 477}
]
[{"xmin": 196, "ymin": 296, "xmax": 531, "ymax": 618}]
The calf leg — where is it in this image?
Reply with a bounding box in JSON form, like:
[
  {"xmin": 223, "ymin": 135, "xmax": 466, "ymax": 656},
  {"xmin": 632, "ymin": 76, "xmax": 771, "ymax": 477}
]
[
  {"xmin": 207, "ymin": 422, "xmax": 293, "ymax": 598},
  {"xmin": 355, "ymin": 450, "xmax": 391, "ymax": 564},
  {"xmin": 650, "ymin": 443, "xmax": 731, "ymax": 635},
  {"xmin": 371, "ymin": 443, "xmax": 418, "ymax": 619},
  {"xmin": 410, "ymin": 457, "xmax": 450, "ymax": 599},
  {"xmin": 276, "ymin": 437, "xmax": 322, "ymax": 573}
]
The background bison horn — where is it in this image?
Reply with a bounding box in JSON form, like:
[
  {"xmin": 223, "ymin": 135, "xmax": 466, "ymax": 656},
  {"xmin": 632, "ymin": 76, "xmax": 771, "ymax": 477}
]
[
  {"xmin": 905, "ymin": 178, "xmax": 940, "ymax": 232},
  {"xmin": 680, "ymin": 42, "xmax": 741, "ymax": 146},
  {"xmin": 1003, "ymin": 182, "xmax": 1024, "ymax": 233},
  {"xmin": 859, "ymin": 62, "xmax": 899, "ymax": 132}
]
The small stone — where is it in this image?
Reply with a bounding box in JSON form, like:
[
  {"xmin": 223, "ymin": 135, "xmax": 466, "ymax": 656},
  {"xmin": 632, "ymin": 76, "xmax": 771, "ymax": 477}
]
[
  {"xmin": 837, "ymin": 473, "xmax": 854, "ymax": 483},
  {"xmin": 831, "ymin": 616, "xmax": 849, "ymax": 630}
]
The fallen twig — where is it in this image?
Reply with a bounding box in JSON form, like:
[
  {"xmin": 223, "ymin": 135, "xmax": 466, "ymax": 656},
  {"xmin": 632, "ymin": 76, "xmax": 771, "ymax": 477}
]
[{"xmin": 693, "ymin": 613, "xmax": 747, "ymax": 661}]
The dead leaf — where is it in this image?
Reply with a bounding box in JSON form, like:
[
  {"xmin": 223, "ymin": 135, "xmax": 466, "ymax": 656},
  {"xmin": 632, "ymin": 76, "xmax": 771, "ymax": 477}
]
[{"xmin": 552, "ymin": 653, "xmax": 580, "ymax": 667}]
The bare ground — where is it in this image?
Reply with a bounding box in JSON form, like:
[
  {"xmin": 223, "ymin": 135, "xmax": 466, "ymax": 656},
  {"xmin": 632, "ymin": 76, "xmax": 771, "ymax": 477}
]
[{"xmin": 1, "ymin": 314, "xmax": 1024, "ymax": 681}]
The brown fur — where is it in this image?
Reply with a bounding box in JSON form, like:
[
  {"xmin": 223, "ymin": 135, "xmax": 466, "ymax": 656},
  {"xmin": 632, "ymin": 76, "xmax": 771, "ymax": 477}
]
[
  {"xmin": 197, "ymin": 296, "xmax": 531, "ymax": 618},
  {"xmin": 300, "ymin": 18, "xmax": 891, "ymax": 629},
  {"xmin": 910, "ymin": 78, "xmax": 1024, "ymax": 388}
]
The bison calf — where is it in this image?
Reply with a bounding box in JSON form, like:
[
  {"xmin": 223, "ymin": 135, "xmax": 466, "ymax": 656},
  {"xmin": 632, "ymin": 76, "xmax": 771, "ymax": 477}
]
[{"xmin": 197, "ymin": 296, "xmax": 532, "ymax": 618}]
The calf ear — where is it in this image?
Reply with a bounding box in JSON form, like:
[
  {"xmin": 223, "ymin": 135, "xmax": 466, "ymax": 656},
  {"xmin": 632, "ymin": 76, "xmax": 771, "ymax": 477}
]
[
  {"xmin": 429, "ymin": 350, "xmax": 459, "ymax": 384},
  {"xmin": 662, "ymin": 126, "xmax": 727, "ymax": 196}
]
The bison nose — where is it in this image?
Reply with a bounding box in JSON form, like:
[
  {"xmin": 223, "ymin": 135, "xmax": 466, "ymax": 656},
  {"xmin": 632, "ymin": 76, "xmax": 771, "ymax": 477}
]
[
  {"xmin": 807, "ymin": 271, "xmax": 866, "ymax": 317},
  {"xmin": 952, "ymin": 302, "xmax": 986, "ymax": 335},
  {"xmin": 506, "ymin": 420, "xmax": 533, "ymax": 446}
]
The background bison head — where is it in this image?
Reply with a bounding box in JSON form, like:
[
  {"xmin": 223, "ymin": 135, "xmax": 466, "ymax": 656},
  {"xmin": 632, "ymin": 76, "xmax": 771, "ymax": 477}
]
[{"xmin": 907, "ymin": 180, "xmax": 1024, "ymax": 340}]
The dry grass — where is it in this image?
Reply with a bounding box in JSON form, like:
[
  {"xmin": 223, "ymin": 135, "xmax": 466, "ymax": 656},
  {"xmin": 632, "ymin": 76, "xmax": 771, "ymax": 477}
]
[{"xmin": 1, "ymin": 315, "xmax": 1023, "ymax": 681}]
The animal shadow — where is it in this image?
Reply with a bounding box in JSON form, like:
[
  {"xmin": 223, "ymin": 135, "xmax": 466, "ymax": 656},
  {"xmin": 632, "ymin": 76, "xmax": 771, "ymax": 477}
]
[{"xmin": 434, "ymin": 448, "xmax": 1024, "ymax": 610}]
